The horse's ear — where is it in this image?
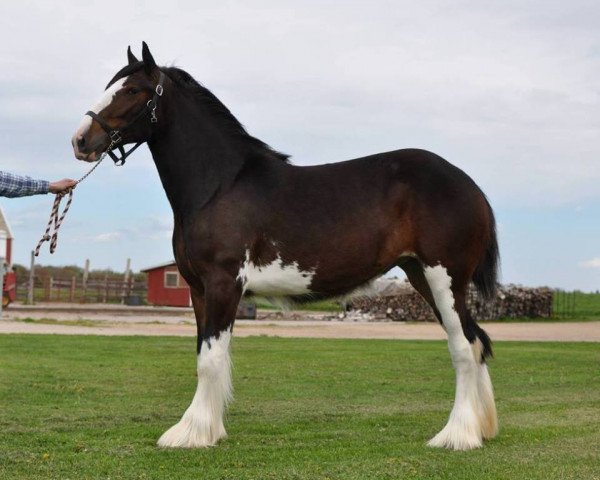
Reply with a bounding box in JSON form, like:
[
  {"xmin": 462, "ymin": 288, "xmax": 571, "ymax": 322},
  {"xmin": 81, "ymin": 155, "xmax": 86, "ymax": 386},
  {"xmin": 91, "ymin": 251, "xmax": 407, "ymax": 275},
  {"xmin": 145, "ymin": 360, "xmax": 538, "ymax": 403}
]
[
  {"xmin": 127, "ymin": 46, "xmax": 138, "ymax": 65},
  {"xmin": 141, "ymin": 41, "xmax": 157, "ymax": 74}
]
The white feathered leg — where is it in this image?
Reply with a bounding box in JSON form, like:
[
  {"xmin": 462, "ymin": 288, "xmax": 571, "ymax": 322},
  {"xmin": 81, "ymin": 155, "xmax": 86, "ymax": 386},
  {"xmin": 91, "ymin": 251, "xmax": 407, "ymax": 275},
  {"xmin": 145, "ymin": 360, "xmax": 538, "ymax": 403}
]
[
  {"xmin": 158, "ymin": 331, "xmax": 232, "ymax": 448},
  {"xmin": 476, "ymin": 359, "xmax": 498, "ymax": 440},
  {"xmin": 424, "ymin": 265, "xmax": 484, "ymax": 450}
]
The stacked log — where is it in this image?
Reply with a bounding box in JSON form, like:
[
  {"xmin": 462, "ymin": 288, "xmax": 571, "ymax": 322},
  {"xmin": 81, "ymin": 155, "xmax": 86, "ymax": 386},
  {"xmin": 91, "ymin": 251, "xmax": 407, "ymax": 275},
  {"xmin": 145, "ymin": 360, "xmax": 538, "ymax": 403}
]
[
  {"xmin": 465, "ymin": 284, "xmax": 553, "ymax": 320},
  {"xmin": 346, "ymin": 281, "xmax": 553, "ymax": 322}
]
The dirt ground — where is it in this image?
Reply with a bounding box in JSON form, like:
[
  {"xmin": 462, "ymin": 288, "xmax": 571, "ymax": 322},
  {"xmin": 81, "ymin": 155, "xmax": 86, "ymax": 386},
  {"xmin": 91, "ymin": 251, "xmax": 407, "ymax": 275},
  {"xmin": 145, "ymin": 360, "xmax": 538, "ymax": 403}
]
[{"xmin": 1, "ymin": 303, "xmax": 599, "ymax": 342}]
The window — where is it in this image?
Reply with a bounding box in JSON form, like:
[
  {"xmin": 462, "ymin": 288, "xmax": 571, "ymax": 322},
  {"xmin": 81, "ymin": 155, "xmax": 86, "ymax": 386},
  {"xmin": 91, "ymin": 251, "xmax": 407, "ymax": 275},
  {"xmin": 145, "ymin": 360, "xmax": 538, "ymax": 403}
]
[{"xmin": 164, "ymin": 271, "xmax": 179, "ymax": 288}]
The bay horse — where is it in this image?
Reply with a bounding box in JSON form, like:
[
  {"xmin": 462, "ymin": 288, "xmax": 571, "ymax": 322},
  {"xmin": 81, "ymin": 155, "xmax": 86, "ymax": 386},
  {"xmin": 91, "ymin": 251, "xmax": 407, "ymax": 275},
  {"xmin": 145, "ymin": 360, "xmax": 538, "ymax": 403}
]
[{"xmin": 72, "ymin": 43, "xmax": 499, "ymax": 451}]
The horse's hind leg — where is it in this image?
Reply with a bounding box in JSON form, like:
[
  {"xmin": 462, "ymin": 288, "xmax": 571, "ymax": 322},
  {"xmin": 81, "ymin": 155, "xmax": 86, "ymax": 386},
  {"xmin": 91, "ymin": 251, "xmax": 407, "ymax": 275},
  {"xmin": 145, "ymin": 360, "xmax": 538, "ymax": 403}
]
[
  {"xmin": 158, "ymin": 275, "xmax": 240, "ymax": 448},
  {"xmin": 459, "ymin": 303, "xmax": 498, "ymax": 441},
  {"xmin": 398, "ymin": 258, "xmax": 441, "ymax": 322},
  {"xmin": 418, "ymin": 263, "xmax": 497, "ymax": 450}
]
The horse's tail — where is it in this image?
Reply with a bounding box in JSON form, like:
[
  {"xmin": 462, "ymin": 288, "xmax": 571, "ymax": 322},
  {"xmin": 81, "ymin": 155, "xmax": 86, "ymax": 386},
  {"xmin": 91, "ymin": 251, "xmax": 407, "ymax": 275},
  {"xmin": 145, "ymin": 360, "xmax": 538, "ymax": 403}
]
[{"xmin": 472, "ymin": 197, "xmax": 499, "ymax": 301}]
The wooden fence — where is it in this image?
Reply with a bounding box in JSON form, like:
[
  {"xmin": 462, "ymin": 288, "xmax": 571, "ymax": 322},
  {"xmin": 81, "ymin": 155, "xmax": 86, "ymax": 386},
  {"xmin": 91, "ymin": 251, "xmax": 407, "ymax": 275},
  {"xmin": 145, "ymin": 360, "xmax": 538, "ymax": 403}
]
[{"xmin": 16, "ymin": 276, "xmax": 147, "ymax": 304}]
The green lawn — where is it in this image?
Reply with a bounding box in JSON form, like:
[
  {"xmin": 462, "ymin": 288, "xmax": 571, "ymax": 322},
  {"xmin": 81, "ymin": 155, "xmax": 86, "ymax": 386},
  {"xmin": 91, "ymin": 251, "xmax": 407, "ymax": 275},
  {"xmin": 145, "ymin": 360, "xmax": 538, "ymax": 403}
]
[
  {"xmin": 0, "ymin": 335, "xmax": 598, "ymax": 480},
  {"xmin": 554, "ymin": 290, "xmax": 600, "ymax": 320},
  {"xmin": 254, "ymin": 298, "xmax": 342, "ymax": 313}
]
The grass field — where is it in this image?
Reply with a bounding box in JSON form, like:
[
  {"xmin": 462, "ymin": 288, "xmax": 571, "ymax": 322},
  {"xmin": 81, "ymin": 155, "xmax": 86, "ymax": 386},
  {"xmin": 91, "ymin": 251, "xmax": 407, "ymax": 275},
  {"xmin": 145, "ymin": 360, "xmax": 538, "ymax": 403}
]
[
  {"xmin": 554, "ymin": 290, "xmax": 600, "ymax": 320},
  {"xmin": 0, "ymin": 335, "xmax": 598, "ymax": 480}
]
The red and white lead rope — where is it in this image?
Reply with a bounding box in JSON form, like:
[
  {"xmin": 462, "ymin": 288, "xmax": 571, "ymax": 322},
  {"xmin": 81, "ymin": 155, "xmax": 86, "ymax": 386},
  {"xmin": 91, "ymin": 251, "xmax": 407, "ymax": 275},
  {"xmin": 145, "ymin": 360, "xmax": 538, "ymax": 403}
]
[
  {"xmin": 34, "ymin": 189, "xmax": 75, "ymax": 256},
  {"xmin": 34, "ymin": 141, "xmax": 115, "ymax": 256}
]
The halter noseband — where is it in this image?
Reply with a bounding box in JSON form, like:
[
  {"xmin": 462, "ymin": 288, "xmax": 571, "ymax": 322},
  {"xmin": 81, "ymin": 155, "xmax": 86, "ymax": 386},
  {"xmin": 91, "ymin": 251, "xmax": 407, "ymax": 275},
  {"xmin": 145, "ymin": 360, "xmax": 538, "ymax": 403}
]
[{"xmin": 85, "ymin": 71, "xmax": 166, "ymax": 166}]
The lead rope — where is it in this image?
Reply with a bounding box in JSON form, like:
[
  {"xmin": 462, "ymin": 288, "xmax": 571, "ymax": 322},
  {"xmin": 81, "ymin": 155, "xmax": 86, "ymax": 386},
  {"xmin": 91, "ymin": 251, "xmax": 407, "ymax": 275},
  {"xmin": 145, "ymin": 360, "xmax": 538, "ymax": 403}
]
[{"xmin": 34, "ymin": 140, "xmax": 116, "ymax": 256}]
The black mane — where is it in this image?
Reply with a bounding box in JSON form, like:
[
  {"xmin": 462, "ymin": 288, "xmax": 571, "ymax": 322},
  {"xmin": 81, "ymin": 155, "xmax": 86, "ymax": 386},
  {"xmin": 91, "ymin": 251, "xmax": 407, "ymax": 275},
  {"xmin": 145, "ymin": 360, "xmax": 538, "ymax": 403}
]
[{"xmin": 161, "ymin": 66, "xmax": 290, "ymax": 163}]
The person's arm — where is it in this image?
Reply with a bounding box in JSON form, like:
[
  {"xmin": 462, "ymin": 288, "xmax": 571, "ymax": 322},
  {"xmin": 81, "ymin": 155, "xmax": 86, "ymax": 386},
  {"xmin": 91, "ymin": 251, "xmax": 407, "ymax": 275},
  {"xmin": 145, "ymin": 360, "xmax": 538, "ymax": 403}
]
[
  {"xmin": 0, "ymin": 171, "xmax": 49, "ymax": 198},
  {"xmin": 0, "ymin": 172, "xmax": 76, "ymax": 198}
]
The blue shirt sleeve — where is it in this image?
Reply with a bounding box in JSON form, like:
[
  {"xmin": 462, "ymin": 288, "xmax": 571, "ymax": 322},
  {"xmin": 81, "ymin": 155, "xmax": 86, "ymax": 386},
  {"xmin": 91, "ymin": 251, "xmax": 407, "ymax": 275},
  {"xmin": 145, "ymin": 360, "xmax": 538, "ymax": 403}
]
[{"xmin": 0, "ymin": 171, "xmax": 49, "ymax": 198}]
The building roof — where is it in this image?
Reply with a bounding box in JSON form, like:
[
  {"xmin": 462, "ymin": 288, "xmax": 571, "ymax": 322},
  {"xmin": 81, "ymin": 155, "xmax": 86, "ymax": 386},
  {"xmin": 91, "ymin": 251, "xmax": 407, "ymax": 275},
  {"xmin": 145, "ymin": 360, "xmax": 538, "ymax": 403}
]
[
  {"xmin": 140, "ymin": 260, "xmax": 177, "ymax": 272},
  {"xmin": 0, "ymin": 206, "xmax": 14, "ymax": 239}
]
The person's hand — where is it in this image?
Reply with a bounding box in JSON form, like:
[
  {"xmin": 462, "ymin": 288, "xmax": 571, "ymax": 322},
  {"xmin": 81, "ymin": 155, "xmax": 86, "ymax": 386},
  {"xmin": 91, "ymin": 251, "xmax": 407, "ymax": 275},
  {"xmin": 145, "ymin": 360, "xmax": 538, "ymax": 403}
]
[{"xmin": 49, "ymin": 178, "xmax": 77, "ymax": 195}]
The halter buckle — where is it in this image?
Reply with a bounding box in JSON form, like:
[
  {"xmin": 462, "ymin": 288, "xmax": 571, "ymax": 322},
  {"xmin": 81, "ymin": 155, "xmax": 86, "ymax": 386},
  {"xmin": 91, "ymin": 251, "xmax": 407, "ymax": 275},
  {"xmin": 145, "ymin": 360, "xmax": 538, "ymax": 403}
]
[{"xmin": 156, "ymin": 84, "xmax": 163, "ymax": 96}]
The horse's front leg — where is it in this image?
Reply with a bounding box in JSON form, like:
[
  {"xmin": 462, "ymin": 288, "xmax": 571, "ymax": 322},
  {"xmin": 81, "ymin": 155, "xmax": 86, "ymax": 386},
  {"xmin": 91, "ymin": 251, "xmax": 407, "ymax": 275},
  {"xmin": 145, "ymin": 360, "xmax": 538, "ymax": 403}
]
[{"xmin": 157, "ymin": 273, "xmax": 241, "ymax": 448}]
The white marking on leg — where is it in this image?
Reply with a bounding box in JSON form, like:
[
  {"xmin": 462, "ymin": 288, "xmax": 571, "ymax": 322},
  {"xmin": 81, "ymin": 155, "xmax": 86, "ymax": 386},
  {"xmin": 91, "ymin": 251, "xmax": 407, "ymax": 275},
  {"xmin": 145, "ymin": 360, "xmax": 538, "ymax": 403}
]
[
  {"xmin": 470, "ymin": 319, "xmax": 498, "ymax": 439},
  {"xmin": 237, "ymin": 250, "xmax": 315, "ymax": 296},
  {"xmin": 424, "ymin": 265, "xmax": 483, "ymax": 450},
  {"xmin": 477, "ymin": 357, "xmax": 498, "ymax": 439},
  {"xmin": 158, "ymin": 331, "xmax": 232, "ymax": 448}
]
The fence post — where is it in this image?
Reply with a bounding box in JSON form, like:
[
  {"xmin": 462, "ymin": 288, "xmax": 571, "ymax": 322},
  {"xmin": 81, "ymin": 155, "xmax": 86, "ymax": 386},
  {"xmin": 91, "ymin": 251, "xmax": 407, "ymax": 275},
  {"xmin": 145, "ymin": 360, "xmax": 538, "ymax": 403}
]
[
  {"xmin": 27, "ymin": 250, "xmax": 35, "ymax": 305},
  {"xmin": 70, "ymin": 276, "xmax": 76, "ymax": 303},
  {"xmin": 102, "ymin": 274, "xmax": 108, "ymax": 303},
  {"xmin": 81, "ymin": 259, "xmax": 90, "ymax": 303},
  {"xmin": 121, "ymin": 258, "xmax": 131, "ymax": 305},
  {"xmin": 44, "ymin": 276, "xmax": 51, "ymax": 301}
]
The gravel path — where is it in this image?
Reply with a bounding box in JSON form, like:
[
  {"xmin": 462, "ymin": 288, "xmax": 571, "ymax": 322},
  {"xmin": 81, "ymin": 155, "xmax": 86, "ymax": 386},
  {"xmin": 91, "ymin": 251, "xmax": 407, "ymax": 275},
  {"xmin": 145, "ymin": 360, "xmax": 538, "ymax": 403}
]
[
  {"xmin": 1, "ymin": 309, "xmax": 598, "ymax": 342},
  {"xmin": 1, "ymin": 303, "xmax": 598, "ymax": 341}
]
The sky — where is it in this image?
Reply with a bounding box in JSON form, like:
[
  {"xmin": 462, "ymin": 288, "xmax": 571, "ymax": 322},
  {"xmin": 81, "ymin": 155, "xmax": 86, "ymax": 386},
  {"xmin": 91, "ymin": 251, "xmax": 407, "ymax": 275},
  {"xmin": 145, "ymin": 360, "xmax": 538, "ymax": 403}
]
[{"xmin": 0, "ymin": 0, "xmax": 598, "ymax": 291}]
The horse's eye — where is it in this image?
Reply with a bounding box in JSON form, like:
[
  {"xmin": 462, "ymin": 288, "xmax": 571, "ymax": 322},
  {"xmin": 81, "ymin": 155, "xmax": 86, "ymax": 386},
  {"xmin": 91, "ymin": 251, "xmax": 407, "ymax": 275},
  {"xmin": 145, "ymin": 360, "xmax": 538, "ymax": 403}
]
[{"xmin": 126, "ymin": 87, "xmax": 140, "ymax": 95}]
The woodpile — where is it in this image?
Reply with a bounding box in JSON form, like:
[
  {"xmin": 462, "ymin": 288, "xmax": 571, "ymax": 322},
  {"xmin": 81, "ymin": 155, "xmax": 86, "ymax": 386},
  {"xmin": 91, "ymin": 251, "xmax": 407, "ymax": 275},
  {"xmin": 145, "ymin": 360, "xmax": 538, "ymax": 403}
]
[
  {"xmin": 346, "ymin": 281, "xmax": 553, "ymax": 322},
  {"xmin": 465, "ymin": 284, "xmax": 553, "ymax": 320}
]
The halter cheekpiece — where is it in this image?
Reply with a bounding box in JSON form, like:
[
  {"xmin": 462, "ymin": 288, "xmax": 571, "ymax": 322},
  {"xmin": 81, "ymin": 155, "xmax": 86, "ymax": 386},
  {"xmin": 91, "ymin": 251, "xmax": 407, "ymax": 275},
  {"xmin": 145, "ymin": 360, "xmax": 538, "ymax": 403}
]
[{"xmin": 85, "ymin": 71, "xmax": 166, "ymax": 165}]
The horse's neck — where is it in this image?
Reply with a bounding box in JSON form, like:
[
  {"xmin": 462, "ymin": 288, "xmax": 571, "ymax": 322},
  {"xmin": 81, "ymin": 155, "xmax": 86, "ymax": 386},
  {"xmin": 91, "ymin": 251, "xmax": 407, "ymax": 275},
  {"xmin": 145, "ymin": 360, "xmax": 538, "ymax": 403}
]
[{"xmin": 148, "ymin": 92, "xmax": 246, "ymax": 215}]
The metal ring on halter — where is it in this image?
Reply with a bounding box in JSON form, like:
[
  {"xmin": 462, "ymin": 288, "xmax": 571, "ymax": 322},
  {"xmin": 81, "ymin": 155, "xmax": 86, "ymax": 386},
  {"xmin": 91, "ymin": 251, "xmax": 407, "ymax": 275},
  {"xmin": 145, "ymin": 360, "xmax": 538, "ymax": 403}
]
[{"xmin": 147, "ymin": 100, "xmax": 158, "ymax": 123}]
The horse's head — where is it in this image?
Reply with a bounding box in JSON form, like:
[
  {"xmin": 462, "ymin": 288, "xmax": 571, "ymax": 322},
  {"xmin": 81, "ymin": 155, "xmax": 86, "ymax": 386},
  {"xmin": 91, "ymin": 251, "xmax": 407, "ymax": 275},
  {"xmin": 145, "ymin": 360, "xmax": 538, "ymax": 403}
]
[{"xmin": 72, "ymin": 42, "xmax": 163, "ymax": 162}]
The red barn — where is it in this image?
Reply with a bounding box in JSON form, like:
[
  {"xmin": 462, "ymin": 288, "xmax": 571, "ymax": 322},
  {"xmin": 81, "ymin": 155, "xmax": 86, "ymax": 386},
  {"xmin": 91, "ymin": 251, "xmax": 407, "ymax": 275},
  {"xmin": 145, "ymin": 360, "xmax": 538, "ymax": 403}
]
[
  {"xmin": 0, "ymin": 206, "xmax": 16, "ymax": 306},
  {"xmin": 141, "ymin": 261, "xmax": 191, "ymax": 307},
  {"xmin": 0, "ymin": 206, "xmax": 14, "ymax": 265},
  {"xmin": 141, "ymin": 260, "xmax": 257, "ymax": 318}
]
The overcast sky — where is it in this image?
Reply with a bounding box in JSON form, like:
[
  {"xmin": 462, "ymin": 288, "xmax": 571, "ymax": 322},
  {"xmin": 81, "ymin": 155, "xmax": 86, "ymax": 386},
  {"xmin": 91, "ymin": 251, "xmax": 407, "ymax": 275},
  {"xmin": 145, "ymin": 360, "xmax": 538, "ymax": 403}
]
[{"xmin": 1, "ymin": 1, "xmax": 599, "ymax": 290}]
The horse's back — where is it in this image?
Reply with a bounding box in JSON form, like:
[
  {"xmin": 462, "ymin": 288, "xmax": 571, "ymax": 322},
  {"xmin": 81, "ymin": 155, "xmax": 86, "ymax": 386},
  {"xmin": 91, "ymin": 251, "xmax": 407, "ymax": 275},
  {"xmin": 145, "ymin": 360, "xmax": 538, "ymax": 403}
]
[
  {"xmin": 283, "ymin": 148, "xmax": 487, "ymax": 217},
  {"xmin": 294, "ymin": 148, "xmax": 478, "ymax": 190}
]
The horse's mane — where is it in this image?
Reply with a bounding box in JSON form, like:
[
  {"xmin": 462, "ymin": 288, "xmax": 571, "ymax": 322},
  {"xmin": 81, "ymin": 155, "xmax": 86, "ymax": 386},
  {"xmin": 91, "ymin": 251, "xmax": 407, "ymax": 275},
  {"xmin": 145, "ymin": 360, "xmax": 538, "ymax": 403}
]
[{"xmin": 161, "ymin": 66, "xmax": 290, "ymax": 163}]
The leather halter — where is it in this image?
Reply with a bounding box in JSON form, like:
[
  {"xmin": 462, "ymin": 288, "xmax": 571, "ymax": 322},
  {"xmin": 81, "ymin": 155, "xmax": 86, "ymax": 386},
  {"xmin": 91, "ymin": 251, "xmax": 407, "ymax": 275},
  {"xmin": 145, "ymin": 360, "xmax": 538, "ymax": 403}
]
[{"xmin": 85, "ymin": 71, "xmax": 166, "ymax": 165}]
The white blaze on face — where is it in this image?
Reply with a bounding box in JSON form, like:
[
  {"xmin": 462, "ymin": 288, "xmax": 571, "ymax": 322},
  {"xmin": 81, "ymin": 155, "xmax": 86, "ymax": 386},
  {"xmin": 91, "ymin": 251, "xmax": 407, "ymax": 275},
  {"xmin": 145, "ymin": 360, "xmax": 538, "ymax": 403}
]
[
  {"xmin": 237, "ymin": 250, "xmax": 315, "ymax": 296},
  {"xmin": 73, "ymin": 77, "xmax": 128, "ymax": 143}
]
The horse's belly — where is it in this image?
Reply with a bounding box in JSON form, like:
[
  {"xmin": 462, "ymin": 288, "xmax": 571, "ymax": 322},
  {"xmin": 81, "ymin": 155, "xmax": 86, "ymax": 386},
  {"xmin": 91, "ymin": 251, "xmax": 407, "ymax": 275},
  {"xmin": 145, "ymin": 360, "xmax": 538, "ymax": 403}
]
[{"xmin": 237, "ymin": 255, "xmax": 315, "ymax": 296}]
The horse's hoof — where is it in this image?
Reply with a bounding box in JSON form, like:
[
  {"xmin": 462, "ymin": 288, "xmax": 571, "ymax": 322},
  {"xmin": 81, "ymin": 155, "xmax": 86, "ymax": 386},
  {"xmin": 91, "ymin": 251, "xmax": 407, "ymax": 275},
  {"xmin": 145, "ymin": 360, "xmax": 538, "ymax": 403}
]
[
  {"xmin": 427, "ymin": 410, "xmax": 483, "ymax": 451},
  {"xmin": 427, "ymin": 429, "xmax": 482, "ymax": 451},
  {"xmin": 157, "ymin": 418, "xmax": 226, "ymax": 448}
]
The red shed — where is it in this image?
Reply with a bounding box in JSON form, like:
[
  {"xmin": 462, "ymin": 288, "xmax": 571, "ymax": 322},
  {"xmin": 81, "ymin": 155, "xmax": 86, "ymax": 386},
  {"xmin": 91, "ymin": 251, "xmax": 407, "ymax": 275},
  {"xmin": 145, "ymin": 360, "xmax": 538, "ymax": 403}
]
[
  {"xmin": 0, "ymin": 206, "xmax": 16, "ymax": 306},
  {"xmin": 140, "ymin": 260, "xmax": 257, "ymax": 318},
  {"xmin": 141, "ymin": 261, "xmax": 191, "ymax": 307},
  {"xmin": 0, "ymin": 206, "xmax": 14, "ymax": 265}
]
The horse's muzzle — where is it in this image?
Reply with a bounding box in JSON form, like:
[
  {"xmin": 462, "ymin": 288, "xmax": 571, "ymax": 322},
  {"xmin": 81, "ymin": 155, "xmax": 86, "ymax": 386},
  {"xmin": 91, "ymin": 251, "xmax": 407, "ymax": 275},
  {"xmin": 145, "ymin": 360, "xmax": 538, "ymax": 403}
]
[
  {"xmin": 74, "ymin": 149, "xmax": 98, "ymax": 162},
  {"xmin": 72, "ymin": 136, "xmax": 98, "ymax": 162}
]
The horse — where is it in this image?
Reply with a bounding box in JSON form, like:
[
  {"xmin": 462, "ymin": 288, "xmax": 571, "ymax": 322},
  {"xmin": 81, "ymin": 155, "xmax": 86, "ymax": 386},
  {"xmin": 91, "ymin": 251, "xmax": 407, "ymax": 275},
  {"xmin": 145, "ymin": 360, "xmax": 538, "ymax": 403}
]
[{"xmin": 72, "ymin": 42, "xmax": 499, "ymax": 451}]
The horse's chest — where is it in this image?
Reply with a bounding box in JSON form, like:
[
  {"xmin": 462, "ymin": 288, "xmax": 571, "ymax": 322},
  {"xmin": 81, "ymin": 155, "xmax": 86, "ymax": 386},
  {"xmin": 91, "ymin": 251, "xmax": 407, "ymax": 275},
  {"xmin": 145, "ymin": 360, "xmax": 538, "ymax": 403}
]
[{"xmin": 237, "ymin": 254, "xmax": 315, "ymax": 296}]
